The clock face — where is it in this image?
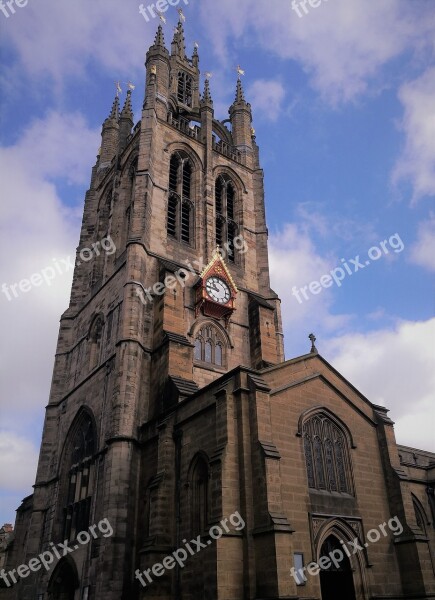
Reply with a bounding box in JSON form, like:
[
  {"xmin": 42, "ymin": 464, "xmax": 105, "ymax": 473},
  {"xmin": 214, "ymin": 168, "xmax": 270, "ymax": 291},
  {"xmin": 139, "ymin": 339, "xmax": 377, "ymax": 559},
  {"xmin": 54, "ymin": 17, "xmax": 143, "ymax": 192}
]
[{"xmin": 206, "ymin": 276, "xmax": 231, "ymax": 304}]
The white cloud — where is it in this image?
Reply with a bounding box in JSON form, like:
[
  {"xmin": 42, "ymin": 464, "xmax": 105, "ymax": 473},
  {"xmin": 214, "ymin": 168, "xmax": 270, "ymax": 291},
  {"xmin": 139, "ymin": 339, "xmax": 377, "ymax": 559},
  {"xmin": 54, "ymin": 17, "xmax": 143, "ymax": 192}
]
[
  {"xmin": 269, "ymin": 223, "xmax": 353, "ymax": 355},
  {"xmin": 392, "ymin": 68, "xmax": 435, "ymax": 202},
  {"xmin": 199, "ymin": 0, "xmax": 435, "ymax": 103},
  {"xmin": 2, "ymin": 0, "xmax": 434, "ymax": 106},
  {"xmin": 323, "ymin": 318, "xmax": 435, "ymax": 451},
  {"xmin": 1, "ymin": 0, "xmax": 151, "ymax": 82},
  {"xmin": 0, "ymin": 432, "xmax": 39, "ymax": 492},
  {"xmin": 247, "ymin": 80, "xmax": 286, "ymax": 121},
  {"xmin": 0, "ymin": 112, "xmax": 98, "ymax": 429},
  {"xmin": 409, "ymin": 214, "xmax": 435, "ymax": 272}
]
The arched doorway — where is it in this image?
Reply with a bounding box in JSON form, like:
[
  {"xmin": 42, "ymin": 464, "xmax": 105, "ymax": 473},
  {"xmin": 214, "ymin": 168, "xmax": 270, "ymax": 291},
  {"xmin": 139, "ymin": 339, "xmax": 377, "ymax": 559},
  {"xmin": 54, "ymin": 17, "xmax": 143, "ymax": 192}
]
[
  {"xmin": 47, "ymin": 559, "xmax": 79, "ymax": 600},
  {"xmin": 319, "ymin": 535, "xmax": 356, "ymax": 600}
]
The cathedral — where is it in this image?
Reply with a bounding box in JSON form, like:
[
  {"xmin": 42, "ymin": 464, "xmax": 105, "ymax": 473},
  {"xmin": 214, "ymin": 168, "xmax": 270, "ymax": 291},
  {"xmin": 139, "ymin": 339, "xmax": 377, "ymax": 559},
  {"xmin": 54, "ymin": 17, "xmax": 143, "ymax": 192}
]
[{"xmin": 2, "ymin": 20, "xmax": 434, "ymax": 600}]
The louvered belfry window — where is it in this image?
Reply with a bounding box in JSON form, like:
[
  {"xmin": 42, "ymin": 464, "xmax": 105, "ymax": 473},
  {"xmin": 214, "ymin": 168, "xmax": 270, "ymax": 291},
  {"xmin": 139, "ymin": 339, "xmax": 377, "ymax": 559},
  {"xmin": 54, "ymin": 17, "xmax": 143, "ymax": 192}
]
[
  {"xmin": 215, "ymin": 175, "xmax": 238, "ymax": 262},
  {"xmin": 167, "ymin": 153, "xmax": 194, "ymax": 245},
  {"xmin": 178, "ymin": 71, "xmax": 193, "ymax": 107}
]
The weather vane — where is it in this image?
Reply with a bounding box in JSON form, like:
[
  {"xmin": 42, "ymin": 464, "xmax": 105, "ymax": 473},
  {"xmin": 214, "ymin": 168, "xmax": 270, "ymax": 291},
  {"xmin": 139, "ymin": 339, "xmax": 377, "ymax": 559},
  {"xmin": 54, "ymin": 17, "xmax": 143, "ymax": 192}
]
[
  {"xmin": 178, "ymin": 8, "xmax": 186, "ymax": 22},
  {"xmin": 205, "ymin": 71, "xmax": 213, "ymax": 80},
  {"xmin": 125, "ymin": 81, "xmax": 136, "ymax": 91},
  {"xmin": 157, "ymin": 10, "xmax": 166, "ymax": 23},
  {"xmin": 114, "ymin": 81, "xmax": 122, "ymax": 97},
  {"xmin": 236, "ymin": 65, "xmax": 245, "ymax": 78}
]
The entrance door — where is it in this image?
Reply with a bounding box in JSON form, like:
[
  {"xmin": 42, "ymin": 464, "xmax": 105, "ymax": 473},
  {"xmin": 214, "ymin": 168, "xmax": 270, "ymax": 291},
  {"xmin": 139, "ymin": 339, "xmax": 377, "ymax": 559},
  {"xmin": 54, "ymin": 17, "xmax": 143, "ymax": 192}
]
[
  {"xmin": 319, "ymin": 536, "xmax": 356, "ymax": 600},
  {"xmin": 48, "ymin": 560, "xmax": 77, "ymax": 600}
]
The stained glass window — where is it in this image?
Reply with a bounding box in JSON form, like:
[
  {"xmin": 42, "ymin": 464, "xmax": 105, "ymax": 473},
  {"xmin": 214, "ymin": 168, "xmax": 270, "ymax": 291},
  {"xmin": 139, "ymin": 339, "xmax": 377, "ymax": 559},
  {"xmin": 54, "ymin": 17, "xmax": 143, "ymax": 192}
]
[{"xmin": 302, "ymin": 413, "xmax": 352, "ymax": 494}]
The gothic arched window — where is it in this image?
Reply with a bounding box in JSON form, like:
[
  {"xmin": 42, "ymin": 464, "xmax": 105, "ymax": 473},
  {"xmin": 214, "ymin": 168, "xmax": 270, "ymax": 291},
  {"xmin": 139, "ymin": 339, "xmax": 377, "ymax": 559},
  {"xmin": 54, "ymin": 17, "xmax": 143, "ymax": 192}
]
[
  {"xmin": 177, "ymin": 71, "xmax": 193, "ymax": 107},
  {"xmin": 63, "ymin": 412, "xmax": 96, "ymax": 541},
  {"xmin": 125, "ymin": 157, "xmax": 138, "ymax": 244},
  {"xmin": 302, "ymin": 413, "xmax": 352, "ymax": 494},
  {"xmin": 167, "ymin": 153, "xmax": 194, "ymax": 245},
  {"xmin": 190, "ymin": 455, "xmax": 209, "ymax": 534},
  {"xmin": 413, "ymin": 497, "xmax": 428, "ymax": 534},
  {"xmin": 89, "ymin": 315, "xmax": 104, "ymax": 370},
  {"xmin": 215, "ymin": 175, "xmax": 238, "ymax": 263},
  {"xmin": 193, "ymin": 324, "xmax": 226, "ymax": 367}
]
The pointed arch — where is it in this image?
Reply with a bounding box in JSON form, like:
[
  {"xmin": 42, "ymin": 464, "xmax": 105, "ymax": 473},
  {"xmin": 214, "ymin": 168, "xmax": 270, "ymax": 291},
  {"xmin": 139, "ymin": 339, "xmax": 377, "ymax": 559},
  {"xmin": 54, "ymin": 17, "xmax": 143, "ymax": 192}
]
[
  {"xmin": 166, "ymin": 150, "xmax": 195, "ymax": 245},
  {"xmin": 88, "ymin": 313, "xmax": 104, "ymax": 370},
  {"xmin": 299, "ymin": 408, "xmax": 354, "ymax": 494},
  {"xmin": 188, "ymin": 452, "xmax": 210, "ymax": 534},
  {"xmin": 190, "ymin": 320, "xmax": 231, "ymax": 368},
  {"xmin": 177, "ymin": 71, "xmax": 193, "ymax": 107},
  {"xmin": 47, "ymin": 557, "xmax": 79, "ymax": 600},
  {"xmin": 412, "ymin": 494, "xmax": 430, "ymax": 534},
  {"xmin": 314, "ymin": 518, "xmax": 369, "ymax": 600},
  {"xmin": 214, "ymin": 173, "xmax": 240, "ymax": 263},
  {"xmin": 59, "ymin": 408, "xmax": 97, "ymax": 542}
]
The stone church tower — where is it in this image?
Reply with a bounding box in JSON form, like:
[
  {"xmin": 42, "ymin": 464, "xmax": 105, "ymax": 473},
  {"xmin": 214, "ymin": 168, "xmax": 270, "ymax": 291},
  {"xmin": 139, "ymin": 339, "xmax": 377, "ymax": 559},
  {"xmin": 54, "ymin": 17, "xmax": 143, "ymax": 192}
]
[{"xmin": 3, "ymin": 21, "xmax": 435, "ymax": 600}]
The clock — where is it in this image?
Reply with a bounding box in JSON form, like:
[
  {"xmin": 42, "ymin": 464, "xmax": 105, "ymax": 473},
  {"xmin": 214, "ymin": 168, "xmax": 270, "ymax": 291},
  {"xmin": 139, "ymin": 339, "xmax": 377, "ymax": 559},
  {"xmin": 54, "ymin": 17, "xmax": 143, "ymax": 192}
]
[
  {"xmin": 194, "ymin": 249, "xmax": 238, "ymax": 324},
  {"xmin": 206, "ymin": 277, "xmax": 231, "ymax": 305}
]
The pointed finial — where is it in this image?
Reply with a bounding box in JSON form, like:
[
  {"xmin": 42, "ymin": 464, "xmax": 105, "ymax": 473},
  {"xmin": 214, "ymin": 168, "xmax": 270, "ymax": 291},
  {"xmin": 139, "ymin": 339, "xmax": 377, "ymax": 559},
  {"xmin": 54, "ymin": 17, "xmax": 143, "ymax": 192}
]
[
  {"xmin": 154, "ymin": 23, "xmax": 166, "ymax": 47},
  {"xmin": 309, "ymin": 333, "xmax": 317, "ymax": 353},
  {"xmin": 107, "ymin": 94, "xmax": 120, "ymax": 122},
  {"xmin": 235, "ymin": 77, "xmax": 245, "ymax": 103},
  {"xmin": 202, "ymin": 77, "xmax": 213, "ymax": 104},
  {"xmin": 121, "ymin": 88, "xmax": 134, "ymax": 120},
  {"xmin": 157, "ymin": 10, "xmax": 166, "ymax": 23},
  {"xmin": 178, "ymin": 8, "xmax": 186, "ymax": 22},
  {"xmin": 172, "ymin": 20, "xmax": 186, "ymax": 57}
]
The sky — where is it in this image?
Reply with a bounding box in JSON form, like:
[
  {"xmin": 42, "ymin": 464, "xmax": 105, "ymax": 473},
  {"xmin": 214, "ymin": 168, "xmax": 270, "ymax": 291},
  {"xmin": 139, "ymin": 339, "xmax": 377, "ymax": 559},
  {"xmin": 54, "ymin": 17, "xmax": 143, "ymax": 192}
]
[{"xmin": 0, "ymin": 0, "xmax": 434, "ymax": 525}]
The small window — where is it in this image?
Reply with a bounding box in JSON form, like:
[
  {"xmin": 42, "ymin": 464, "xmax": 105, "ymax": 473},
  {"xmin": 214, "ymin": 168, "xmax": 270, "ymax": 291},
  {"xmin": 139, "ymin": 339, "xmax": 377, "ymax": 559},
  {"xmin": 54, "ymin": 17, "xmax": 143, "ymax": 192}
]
[
  {"xmin": 194, "ymin": 324, "xmax": 226, "ymax": 367},
  {"xmin": 292, "ymin": 553, "xmax": 306, "ymax": 586},
  {"xmin": 194, "ymin": 338, "xmax": 202, "ymax": 361},
  {"xmin": 215, "ymin": 344, "xmax": 223, "ymax": 366},
  {"xmin": 205, "ymin": 341, "xmax": 212, "ymax": 363}
]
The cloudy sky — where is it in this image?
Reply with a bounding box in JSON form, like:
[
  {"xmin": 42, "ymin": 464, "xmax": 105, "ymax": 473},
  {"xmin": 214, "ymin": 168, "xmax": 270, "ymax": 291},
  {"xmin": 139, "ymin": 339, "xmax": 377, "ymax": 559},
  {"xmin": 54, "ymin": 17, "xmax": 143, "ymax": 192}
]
[{"xmin": 0, "ymin": 0, "xmax": 434, "ymax": 524}]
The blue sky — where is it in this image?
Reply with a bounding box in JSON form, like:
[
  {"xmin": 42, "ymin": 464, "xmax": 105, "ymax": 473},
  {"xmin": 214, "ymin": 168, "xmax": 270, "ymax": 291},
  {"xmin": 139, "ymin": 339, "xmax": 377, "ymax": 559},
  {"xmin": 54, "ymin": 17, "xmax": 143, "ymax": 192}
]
[{"xmin": 0, "ymin": 0, "xmax": 434, "ymax": 525}]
